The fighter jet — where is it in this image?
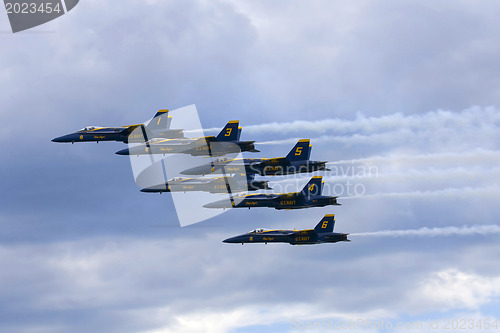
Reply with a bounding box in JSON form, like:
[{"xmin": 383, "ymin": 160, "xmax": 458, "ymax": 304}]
[
  {"xmin": 51, "ymin": 109, "xmax": 184, "ymax": 143},
  {"xmin": 223, "ymin": 214, "xmax": 349, "ymax": 245},
  {"xmin": 140, "ymin": 174, "xmax": 271, "ymax": 194},
  {"xmin": 115, "ymin": 120, "xmax": 259, "ymax": 157},
  {"xmin": 203, "ymin": 176, "xmax": 340, "ymax": 209},
  {"xmin": 181, "ymin": 139, "xmax": 329, "ymax": 176}
]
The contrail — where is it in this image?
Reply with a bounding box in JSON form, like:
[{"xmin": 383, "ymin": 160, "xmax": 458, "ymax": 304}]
[
  {"xmin": 258, "ymin": 138, "xmax": 302, "ymax": 145},
  {"xmin": 326, "ymin": 149, "xmax": 500, "ymax": 166},
  {"xmin": 202, "ymin": 106, "xmax": 500, "ymax": 135},
  {"xmin": 351, "ymin": 225, "xmax": 500, "ymax": 237},
  {"xmin": 338, "ymin": 186, "xmax": 500, "ymax": 200},
  {"xmin": 197, "ymin": 107, "xmax": 500, "ymax": 153}
]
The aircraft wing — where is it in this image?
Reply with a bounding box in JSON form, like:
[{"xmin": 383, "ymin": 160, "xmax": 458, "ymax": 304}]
[
  {"xmin": 123, "ymin": 124, "xmax": 144, "ymax": 134},
  {"xmin": 241, "ymin": 193, "xmax": 280, "ymax": 200}
]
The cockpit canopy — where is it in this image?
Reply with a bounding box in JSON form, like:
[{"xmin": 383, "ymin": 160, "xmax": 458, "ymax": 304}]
[
  {"xmin": 249, "ymin": 228, "xmax": 265, "ymax": 234},
  {"xmin": 147, "ymin": 138, "xmax": 166, "ymax": 144},
  {"xmin": 168, "ymin": 177, "xmax": 184, "ymax": 182},
  {"xmin": 79, "ymin": 126, "xmax": 100, "ymax": 131}
]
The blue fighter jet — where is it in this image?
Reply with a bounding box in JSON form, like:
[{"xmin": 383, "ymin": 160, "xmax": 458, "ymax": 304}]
[
  {"xmin": 223, "ymin": 214, "xmax": 350, "ymax": 245},
  {"xmin": 203, "ymin": 176, "xmax": 340, "ymax": 209},
  {"xmin": 115, "ymin": 120, "xmax": 259, "ymax": 157},
  {"xmin": 52, "ymin": 109, "xmax": 183, "ymax": 143},
  {"xmin": 181, "ymin": 139, "xmax": 329, "ymax": 176},
  {"xmin": 140, "ymin": 174, "xmax": 271, "ymax": 194}
]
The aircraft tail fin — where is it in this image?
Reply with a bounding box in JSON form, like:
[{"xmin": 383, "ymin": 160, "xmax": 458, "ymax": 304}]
[
  {"xmin": 314, "ymin": 214, "xmax": 335, "ymax": 233},
  {"xmin": 216, "ymin": 120, "xmax": 239, "ymax": 141},
  {"xmin": 146, "ymin": 109, "xmax": 172, "ymax": 131},
  {"xmin": 285, "ymin": 139, "xmax": 311, "ymax": 161},
  {"xmin": 299, "ymin": 176, "xmax": 323, "ymax": 198}
]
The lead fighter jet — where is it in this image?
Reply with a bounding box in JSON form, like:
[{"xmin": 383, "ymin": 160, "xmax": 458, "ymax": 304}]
[
  {"xmin": 223, "ymin": 214, "xmax": 350, "ymax": 245},
  {"xmin": 52, "ymin": 109, "xmax": 184, "ymax": 143},
  {"xmin": 181, "ymin": 139, "xmax": 329, "ymax": 176},
  {"xmin": 203, "ymin": 176, "xmax": 340, "ymax": 209},
  {"xmin": 115, "ymin": 120, "xmax": 259, "ymax": 157}
]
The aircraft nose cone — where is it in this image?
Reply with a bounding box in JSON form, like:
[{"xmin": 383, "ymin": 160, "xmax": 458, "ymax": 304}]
[
  {"xmin": 203, "ymin": 200, "xmax": 233, "ymax": 209},
  {"xmin": 51, "ymin": 134, "xmax": 72, "ymax": 143},
  {"xmin": 115, "ymin": 148, "xmax": 130, "ymax": 155},
  {"xmin": 140, "ymin": 185, "xmax": 170, "ymax": 193},
  {"xmin": 181, "ymin": 166, "xmax": 209, "ymax": 175},
  {"xmin": 222, "ymin": 236, "xmax": 239, "ymax": 243}
]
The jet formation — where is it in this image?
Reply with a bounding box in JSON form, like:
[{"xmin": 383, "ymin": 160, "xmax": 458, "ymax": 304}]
[{"xmin": 53, "ymin": 107, "xmax": 347, "ymax": 245}]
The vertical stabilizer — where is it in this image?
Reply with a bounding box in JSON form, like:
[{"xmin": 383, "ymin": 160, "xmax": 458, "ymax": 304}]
[
  {"xmin": 147, "ymin": 109, "xmax": 171, "ymax": 131},
  {"xmin": 285, "ymin": 139, "xmax": 311, "ymax": 161},
  {"xmin": 299, "ymin": 176, "xmax": 323, "ymax": 198},
  {"xmin": 314, "ymin": 214, "xmax": 335, "ymax": 233},
  {"xmin": 216, "ymin": 121, "xmax": 240, "ymax": 141}
]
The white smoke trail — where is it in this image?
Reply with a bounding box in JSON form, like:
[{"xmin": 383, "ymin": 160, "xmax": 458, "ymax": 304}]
[
  {"xmin": 323, "ymin": 166, "xmax": 500, "ymax": 182},
  {"xmin": 202, "ymin": 106, "xmax": 500, "ymax": 135},
  {"xmin": 339, "ymin": 186, "xmax": 500, "ymax": 200},
  {"xmin": 326, "ymin": 149, "xmax": 500, "ymax": 167},
  {"xmin": 257, "ymin": 132, "xmax": 414, "ymax": 145},
  {"xmin": 258, "ymin": 138, "xmax": 302, "ymax": 145},
  {"xmin": 351, "ymin": 225, "xmax": 500, "ymax": 237}
]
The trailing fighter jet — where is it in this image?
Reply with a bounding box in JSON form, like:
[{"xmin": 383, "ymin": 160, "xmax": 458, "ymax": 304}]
[
  {"xmin": 140, "ymin": 174, "xmax": 271, "ymax": 194},
  {"xmin": 181, "ymin": 139, "xmax": 329, "ymax": 176},
  {"xmin": 51, "ymin": 109, "xmax": 184, "ymax": 143},
  {"xmin": 223, "ymin": 214, "xmax": 350, "ymax": 245},
  {"xmin": 115, "ymin": 120, "xmax": 259, "ymax": 157},
  {"xmin": 203, "ymin": 176, "xmax": 340, "ymax": 209}
]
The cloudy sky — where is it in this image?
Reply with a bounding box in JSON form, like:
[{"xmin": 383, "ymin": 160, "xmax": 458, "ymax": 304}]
[{"xmin": 1, "ymin": 0, "xmax": 500, "ymax": 332}]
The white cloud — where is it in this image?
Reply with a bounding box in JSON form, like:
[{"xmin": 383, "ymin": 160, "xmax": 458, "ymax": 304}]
[{"xmin": 413, "ymin": 270, "xmax": 500, "ymax": 311}]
